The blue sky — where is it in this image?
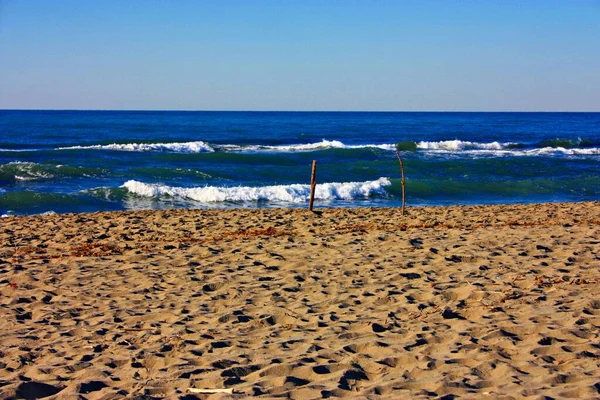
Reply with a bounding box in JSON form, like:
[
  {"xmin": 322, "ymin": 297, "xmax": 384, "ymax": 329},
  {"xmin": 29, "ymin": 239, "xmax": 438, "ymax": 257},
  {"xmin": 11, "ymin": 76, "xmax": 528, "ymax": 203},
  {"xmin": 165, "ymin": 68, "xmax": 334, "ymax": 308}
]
[{"xmin": 1, "ymin": 0, "xmax": 599, "ymax": 111}]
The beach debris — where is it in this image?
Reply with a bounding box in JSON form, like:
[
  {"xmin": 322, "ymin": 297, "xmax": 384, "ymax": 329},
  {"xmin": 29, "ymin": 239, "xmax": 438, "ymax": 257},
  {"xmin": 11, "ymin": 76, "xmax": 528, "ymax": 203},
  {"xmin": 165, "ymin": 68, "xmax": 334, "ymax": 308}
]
[
  {"xmin": 70, "ymin": 242, "xmax": 123, "ymax": 257},
  {"xmin": 536, "ymin": 275, "xmax": 600, "ymax": 288},
  {"xmin": 223, "ymin": 227, "xmax": 290, "ymax": 238}
]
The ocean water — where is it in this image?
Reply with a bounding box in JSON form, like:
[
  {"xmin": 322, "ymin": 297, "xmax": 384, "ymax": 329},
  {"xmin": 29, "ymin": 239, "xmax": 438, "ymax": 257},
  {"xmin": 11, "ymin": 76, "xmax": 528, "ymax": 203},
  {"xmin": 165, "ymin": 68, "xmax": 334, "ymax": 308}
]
[{"xmin": 1, "ymin": 110, "xmax": 599, "ymax": 216}]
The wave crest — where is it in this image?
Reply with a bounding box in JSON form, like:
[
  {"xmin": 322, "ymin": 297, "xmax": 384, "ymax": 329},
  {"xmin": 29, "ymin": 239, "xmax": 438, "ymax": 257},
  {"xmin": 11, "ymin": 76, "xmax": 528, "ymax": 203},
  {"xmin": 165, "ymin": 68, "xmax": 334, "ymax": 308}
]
[
  {"xmin": 218, "ymin": 139, "xmax": 396, "ymax": 152},
  {"xmin": 413, "ymin": 140, "xmax": 600, "ymax": 157},
  {"xmin": 122, "ymin": 178, "xmax": 391, "ymax": 203},
  {"xmin": 416, "ymin": 140, "xmax": 509, "ymax": 151},
  {"xmin": 59, "ymin": 141, "xmax": 215, "ymax": 153}
]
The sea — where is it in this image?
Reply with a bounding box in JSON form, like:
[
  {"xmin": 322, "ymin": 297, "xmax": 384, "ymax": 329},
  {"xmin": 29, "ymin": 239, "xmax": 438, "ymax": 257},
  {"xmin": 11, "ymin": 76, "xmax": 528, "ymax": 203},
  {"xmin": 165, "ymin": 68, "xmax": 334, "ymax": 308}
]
[{"xmin": 1, "ymin": 111, "xmax": 599, "ymax": 216}]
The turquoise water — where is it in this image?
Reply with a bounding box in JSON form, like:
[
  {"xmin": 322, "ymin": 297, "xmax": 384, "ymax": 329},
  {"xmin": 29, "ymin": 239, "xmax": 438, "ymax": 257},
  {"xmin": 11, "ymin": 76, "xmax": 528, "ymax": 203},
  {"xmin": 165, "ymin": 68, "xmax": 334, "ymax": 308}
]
[{"xmin": 1, "ymin": 111, "xmax": 599, "ymax": 215}]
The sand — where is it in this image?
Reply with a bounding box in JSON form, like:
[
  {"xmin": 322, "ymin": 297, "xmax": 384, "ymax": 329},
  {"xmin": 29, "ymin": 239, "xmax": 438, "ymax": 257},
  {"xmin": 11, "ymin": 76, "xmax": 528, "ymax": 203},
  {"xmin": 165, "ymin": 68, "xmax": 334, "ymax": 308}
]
[{"xmin": 1, "ymin": 202, "xmax": 599, "ymax": 399}]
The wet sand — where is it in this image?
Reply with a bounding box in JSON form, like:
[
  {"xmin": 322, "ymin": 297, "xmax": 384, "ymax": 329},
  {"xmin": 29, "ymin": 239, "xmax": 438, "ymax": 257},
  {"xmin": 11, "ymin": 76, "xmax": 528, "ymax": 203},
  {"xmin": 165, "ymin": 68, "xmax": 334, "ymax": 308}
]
[{"xmin": 1, "ymin": 202, "xmax": 600, "ymax": 399}]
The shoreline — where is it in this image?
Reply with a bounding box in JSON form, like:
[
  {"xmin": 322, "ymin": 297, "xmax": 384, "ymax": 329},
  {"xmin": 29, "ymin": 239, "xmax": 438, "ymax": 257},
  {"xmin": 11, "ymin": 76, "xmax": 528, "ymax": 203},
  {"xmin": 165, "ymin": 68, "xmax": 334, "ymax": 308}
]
[
  {"xmin": 2, "ymin": 198, "xmax": 599, "ymax": 219},
  {"xmin": 1, "ymin": 201, "xmax": 600, "ymax": 398}
]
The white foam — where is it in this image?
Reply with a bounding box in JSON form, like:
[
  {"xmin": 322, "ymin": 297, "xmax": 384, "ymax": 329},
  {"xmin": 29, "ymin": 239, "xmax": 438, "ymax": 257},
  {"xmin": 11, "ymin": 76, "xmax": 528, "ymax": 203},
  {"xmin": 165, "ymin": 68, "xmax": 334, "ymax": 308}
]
[
  {"xmin": 414, "ymin": 140, "xmax": 600, "ymax": 157},
  {"xmin": 426, "ymin": 146, "xmax": 600, "ymax": 157},
  {"xmin": 122, "ymin": 177, "xmax": 391, "ymax": 203},
  {"xmin": 416, "ymin": 140, "xmax": 510, "ymax": 151},
  {"xmin": 218, "ymin": 139, "xmax": 396, "ymax": 153},
  {"xmin": 58, "ymin": 141, "xmax": 215, "ymax": 153},
  {"xmin": 527, "ymin": 147, "xmax": 600, "ymax": 156}
]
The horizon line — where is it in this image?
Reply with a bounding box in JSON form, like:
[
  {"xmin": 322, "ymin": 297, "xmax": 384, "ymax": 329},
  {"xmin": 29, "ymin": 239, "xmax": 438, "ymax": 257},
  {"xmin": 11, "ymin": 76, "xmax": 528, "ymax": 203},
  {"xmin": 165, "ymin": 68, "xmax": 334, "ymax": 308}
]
[{"xmin": 1, "ymin": 108, "xmax": 599, "ymax": 113}]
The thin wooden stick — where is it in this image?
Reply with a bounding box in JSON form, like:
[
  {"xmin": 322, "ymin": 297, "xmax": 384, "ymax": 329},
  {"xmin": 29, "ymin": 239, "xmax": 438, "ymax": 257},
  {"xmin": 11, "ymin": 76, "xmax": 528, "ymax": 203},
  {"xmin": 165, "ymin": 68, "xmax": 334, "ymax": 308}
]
[
  {"xmin": 309, "ymin": 160, "xmax": 317, "ymax": 211},
  {"xmin": 395, "ymin": 150, "xmax": 406, "ymax": 215}
]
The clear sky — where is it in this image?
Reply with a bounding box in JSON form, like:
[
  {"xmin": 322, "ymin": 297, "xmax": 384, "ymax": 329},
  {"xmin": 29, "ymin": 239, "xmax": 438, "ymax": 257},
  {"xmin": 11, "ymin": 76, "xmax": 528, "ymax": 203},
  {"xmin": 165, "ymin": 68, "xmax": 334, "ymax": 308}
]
[{"xmin": 1, "ymin": 0, "xmax": 599, "ymax": 111}]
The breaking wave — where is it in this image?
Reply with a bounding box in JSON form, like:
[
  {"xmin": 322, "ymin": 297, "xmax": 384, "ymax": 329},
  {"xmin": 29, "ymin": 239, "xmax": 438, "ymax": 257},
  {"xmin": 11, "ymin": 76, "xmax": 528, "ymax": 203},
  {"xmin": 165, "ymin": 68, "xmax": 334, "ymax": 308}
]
[
  {"xmin": 217, "ymin": 139, "xmax": 396, "ymax": 152},
  {"xmin": 411, "ymin": 140, "xmax": 600, "ymax": 157},
  {"xmin": 2, "ymin": 138, "xmax": 598, "ymax": 158},
  {"xmin": 58, "ymin": 141, "xmax": 215, "ymax": 153},
  {"xmin": 416, "ymin": 140, "xmax": 511, "ymax": 151},
  {"xmin": 121, "ymin": 178, "xmax": 391, "ymax": 203}
]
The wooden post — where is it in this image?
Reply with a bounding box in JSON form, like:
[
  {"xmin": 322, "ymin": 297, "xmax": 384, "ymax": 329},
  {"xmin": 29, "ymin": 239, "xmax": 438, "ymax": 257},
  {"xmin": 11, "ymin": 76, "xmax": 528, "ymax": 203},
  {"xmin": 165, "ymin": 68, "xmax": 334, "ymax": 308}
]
[
  {"xmin": 309, "ymin": 160, "xmax": 317, "ymax": 211},
  {"xmin": 395, "ymin": 150, "xmax": 406, "ymax": 215}
]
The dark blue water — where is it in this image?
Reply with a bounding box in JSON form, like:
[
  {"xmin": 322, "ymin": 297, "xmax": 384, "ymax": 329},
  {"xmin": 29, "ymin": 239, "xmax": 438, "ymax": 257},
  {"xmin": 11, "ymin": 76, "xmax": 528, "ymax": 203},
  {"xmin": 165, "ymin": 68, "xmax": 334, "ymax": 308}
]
[{"xmin": 1, "ymin": 110, "xmax": 599, "ymax": 216}]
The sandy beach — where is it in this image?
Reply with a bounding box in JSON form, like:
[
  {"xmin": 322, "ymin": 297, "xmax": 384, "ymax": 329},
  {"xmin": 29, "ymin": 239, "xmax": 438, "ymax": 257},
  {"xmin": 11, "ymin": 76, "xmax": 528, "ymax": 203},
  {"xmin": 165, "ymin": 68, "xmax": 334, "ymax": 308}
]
[{"xmin": 1, "ymin": 202, "xmax": 599, "ymax": 399}]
